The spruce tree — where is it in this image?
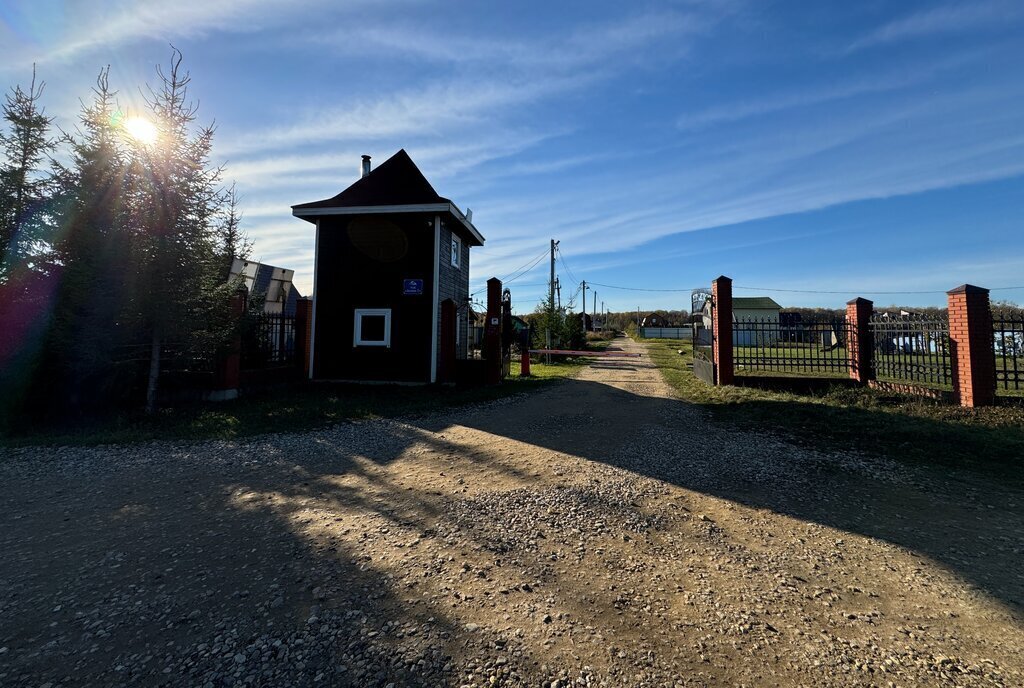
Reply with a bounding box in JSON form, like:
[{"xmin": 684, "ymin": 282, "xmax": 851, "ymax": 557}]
[
  {"xmin": 43, "ymin": 68, "xmax": 135, "ymax": 411},
  {"xmin": 131, "ymin": 49, "xmax": 239, "ymax": 412},
  {"xmin": 0, "ymin": 67, "xmax": 54, "ymax": 277}
]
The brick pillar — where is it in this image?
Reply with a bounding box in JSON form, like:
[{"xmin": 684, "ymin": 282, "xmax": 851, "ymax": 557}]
[
  {"xmin": 712, "ymin": 276, "xmax": 733, "ymax": 385},
  {"xmin": 845, "ymin": 297, "xmax": 874, "ymax": 384},
  {"xmin": 294, "ymin": 297, "xmax": 313, "ymax": 379},
  {"xmin": 212, "ymin": 287, "xmax": 246, "ymax": 401},
  {"xmin": 484, "ymin": 277, "xmax": 503, "ymax": 385},
  {"xmin": 947, "ymin": 284, "xmax": 995, "ymax": 408}
]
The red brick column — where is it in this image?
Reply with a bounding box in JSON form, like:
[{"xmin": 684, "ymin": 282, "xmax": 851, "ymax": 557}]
[
  {"xmin": 712, "ymin": 276, "xmax": 733, "ymax": 385},
  {"xmin": 294, "ymin": 297, "xmax": 313, "ymax": 379},
  {"xmin": 845, "ymin": 297, "xmax": 874, "ymax": 384},
  {"xmin": 484, "ymin": 277, "xmax": 503, "ymax": 385},
  {"xmin": 947, "ymin": 284, "xmax": 995, "ymax": 408}
]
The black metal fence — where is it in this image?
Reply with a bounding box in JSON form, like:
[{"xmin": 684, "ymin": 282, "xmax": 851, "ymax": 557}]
[
  {"xmin": 994, "ymin": 314, "xmax": 1024, "ymax": 392},
  {"xmin": 242, "ymin": 312, "xmax": 297, "ymax": 368},
  {"xmin": 732, "ymin": 317, "xmax": 853, "ymax": 375},
  {"xmin": 870, "ymin": 314, "xmax": 951, "ymax": 387}
]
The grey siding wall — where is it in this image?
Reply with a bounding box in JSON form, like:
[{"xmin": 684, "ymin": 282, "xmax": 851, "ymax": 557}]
[{"xmin": 436, "ymin": 221, "xmax": 471, "ymax": 364}]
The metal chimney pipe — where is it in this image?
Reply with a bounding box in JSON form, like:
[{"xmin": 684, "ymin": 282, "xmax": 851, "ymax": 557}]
[{"xmin": 361, "ymin": 155, "xmax": 371, "ymax": 178}]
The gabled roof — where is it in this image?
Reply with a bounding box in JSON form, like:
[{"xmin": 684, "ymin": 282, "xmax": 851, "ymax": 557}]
[
  {"xmin": 734, "ymin": 296, "xmax": 781, "ymax": 309},
  {"xmin": 700, "ymin": 296, "xmax": 781, "ymax": 310},
  {"xmin": 291, "ymin": 149, "xmax": 484, "ymax": 245},
  {"xmin": 293, "ymin": 149, "xmax": 443, "ymax": 209}
]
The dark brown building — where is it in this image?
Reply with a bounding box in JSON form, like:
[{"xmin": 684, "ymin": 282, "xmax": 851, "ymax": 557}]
[{"xmin": 292, "ymin": 150, "xmax": 484, "ymax": 383}]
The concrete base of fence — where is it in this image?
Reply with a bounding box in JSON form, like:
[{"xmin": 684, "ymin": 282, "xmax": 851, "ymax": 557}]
[
  {"xmin": 868, "ymin": 380, "xmax": 953, "ymax": 402},
  {"xmin": 733, "ymin": 375, "xmax": 857, "ymax": 394}
]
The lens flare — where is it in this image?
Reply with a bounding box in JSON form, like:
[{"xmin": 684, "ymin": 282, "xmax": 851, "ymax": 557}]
[{"xmin": 122, "ymin": 116, "xmax": 158, "ymax": 145}]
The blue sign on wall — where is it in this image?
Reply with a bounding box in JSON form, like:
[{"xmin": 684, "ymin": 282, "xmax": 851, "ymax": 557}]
[{"xmin": 402, "ymin": 279, "xmax": 424, "ymax": 295}]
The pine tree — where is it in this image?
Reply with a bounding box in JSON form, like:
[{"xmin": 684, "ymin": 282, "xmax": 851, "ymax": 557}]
[
  {"xmin": 0, "ymin": 67, "xmax": 54, "ymax": 277},
  {"xmin": 131, "ymin": 48, "xmax": 239, "ymax": 412},
  {"xmin": 42, "ymin": 68, "xmax": 136, "ymax": 411}
]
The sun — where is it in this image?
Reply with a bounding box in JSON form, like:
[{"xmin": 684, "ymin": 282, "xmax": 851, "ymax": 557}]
[{"xmin": 122, "ymin": 116, "xmax": 159, "ymax": 145}]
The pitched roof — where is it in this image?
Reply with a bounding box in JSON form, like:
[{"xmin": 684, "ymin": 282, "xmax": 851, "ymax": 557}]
[
  {"xmin": 734, "ymin": 296, "xmax": 781, "ymax": 309},
  {"xmin": 291, "ymin": 149, "xmax": 484, "ymax": 245},
  {"xmin": 292, "ymin": 149, "xmax": 446, "ymax": 210}
]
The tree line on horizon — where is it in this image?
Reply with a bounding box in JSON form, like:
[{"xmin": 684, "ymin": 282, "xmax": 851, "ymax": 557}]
[{"xmin": 0, "ymin": 50, "xmax": 249, "ymax": 426}]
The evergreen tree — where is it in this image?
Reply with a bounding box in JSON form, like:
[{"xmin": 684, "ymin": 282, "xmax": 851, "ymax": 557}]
[
  {"xmin": 41, "ymin": 68, "xmax": 136, "ymax": 411},
  {"xmin": 130, "ymin": 48, "xmax": 239, "ymax": 412},
  {"xmin": 0, "ymin": 67, "xmax": 54, "ymax": 276}
]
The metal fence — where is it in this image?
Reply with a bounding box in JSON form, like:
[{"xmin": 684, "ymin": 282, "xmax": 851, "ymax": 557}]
[
  {"xmin": 640, "ymin": 326, "xmax": 692, "ymax": 339},
  {"xmin": 732, "ymin": 317, "xmax": 853, "ymax": 375},
  {"xmin": 870, "ymin": 314, "xmax": 951, "ymax": 387},
  {"xmin": 994, "ymin": 314, "xmax": 1024, "ymax": 391},
  {"xmin": 242, "ymin": 312, "xmax": 297, "ymax": 368}
]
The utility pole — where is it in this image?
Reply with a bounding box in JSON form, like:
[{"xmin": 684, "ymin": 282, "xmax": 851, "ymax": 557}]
[
  {"xmin": 581, "ymin": 280, "xmax": 587, "ymax": 333},
  {"xmin": 593, "ymin": 291, "xmax": 597, "ymax": 330},
  {"xmin": 555, "ymin": 278, "xmax": 561, "ymax": 311},
  {"xmin": 547, "ymin": 239, "xmax": 558, "ymax": 362}
]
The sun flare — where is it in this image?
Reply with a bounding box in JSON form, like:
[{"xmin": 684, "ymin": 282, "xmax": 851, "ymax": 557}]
[{"xmin": 122, "ymin": 116, "xmax": 158, "ymax": 145}]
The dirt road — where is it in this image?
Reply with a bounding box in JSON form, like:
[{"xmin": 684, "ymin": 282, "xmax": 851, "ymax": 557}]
[{"xmin": 2, "ymin": 336, "xmax": 1022, "ymax": 686}]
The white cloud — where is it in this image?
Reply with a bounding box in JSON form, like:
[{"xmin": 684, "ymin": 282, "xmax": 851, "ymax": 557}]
[{"xmin": 848, "ymin": 0, "xmax": 1023, "ymax": 52}]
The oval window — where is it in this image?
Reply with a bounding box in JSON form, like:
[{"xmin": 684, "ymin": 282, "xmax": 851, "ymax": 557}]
[{"xmin": 347, "ymin": 216, "xmax": 409, "ymax": 262}]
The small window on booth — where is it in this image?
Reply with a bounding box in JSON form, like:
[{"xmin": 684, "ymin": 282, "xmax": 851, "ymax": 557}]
[
  {"xmin": 451, "ymin": 234, "xmax": 461, "ymax": 269},
  {"xmin": 354, "ymin": 308, "xmax": 391, "ymax": 347}
]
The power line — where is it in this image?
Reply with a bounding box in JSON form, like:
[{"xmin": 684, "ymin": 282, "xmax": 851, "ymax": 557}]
[
  {"xmin": 556, "ymin": 246, "xmax": 579, "ymax": 285},
  {"xmin": 735, "ymin": 284, "xmax": 1024, "ymax": 295},
  {"xmin": 499, "ymin": 247, "xmax": 549, "ymax": 284},
  {"xmin": 586, "ymin": 280, "xmax": 1024, "ymax": 296},
  {"xmin": 587, "ymin": 281, "xmax": 699, "ymax": 293}
]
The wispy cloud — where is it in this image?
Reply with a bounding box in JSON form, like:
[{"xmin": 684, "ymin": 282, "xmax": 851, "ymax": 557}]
[
  {"xmin": 848, "ymin": 0, "xmax": 1023, "ymax": 52},
  {"xmin": 677, "ymin": 48, "xmax": 990, "ymax": 131},
  {"xmin": 215, "ymin": 75, "xmax": 586, "ymax": 159},
  {"xmin": 1, "ymin": 0, "xmax": 347, "ymax": 71},
  {"xmin": 311, "ymin": 9, "xmax": 704, "ymax": 69}
]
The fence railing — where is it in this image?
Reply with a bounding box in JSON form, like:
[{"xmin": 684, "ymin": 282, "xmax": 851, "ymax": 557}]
[
  {"xmin": 242, "ymin": 312, "xmax": 297, "ymax": 368},
  {"xmin": 870, "ymin": 314, "xmax": 951, "ymax": 387},
  {"xmin": 994, "ymin": 315, "xmax": 1024, "ymax": 392},
  {"xmin": 732, "ymin": 318, "xmax": 853, "ymax": 375}
]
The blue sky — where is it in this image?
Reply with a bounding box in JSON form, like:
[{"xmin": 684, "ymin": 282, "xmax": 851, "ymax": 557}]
[{"xmin": 2, "ymin": 0, "xmax": 1023, "ymax": 311}]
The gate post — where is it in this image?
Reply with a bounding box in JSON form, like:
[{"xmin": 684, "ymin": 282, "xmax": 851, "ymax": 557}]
[
  {"xmin": 712, "ymin": 276, "xmax": 733, "ymax": 385},
  {"xmin": 439, "ymin": 299, "xmax": 456, "ymax": 383},
  {"xmin": 947, "ymin": 284, "xmax": 995, "ymax": 408},
  {"xmin": 484, "ymin": 277, "xmax": 503, "ymax": 385},
  {"xmin": 294, "ymin": 297, "xmax": 312, "ymax": 379},
  {"xmin": 846, "ymin": 297, "xmax": 874, "ymax": 384},
  {"xmin": 212, "ymin": 287, "xmax": 247, "ymax": 401}
]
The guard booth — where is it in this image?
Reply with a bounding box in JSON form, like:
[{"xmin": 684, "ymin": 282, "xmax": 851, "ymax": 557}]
[{"xmin": 292, "ymin": 149, "xmax": 484, "ymax": 384}]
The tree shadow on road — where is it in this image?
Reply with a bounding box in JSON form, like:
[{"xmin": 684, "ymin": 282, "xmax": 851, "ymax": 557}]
[
  {"xmin": 415, "ymin": 377, "xmax": 1024, "ymax": 615},
  {"xmin": 0, "ymin": 423, "xmax": 550, "ymax": 687}
]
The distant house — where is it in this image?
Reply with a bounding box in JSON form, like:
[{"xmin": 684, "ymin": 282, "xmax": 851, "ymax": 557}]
[
  {"xmin": 229, "ymin": 258, "xmax": 302, "ymax": 315},
  {"xmin": 641, "ymin": 312, "xmax": 670, "ymax": 327},
  {"xmin": 292, "ymin": 149, "xmax": 484, "ymax": 383},
  {"xmin": 701, "ymin": 296, "xmax": 782, "ymax": 346}
]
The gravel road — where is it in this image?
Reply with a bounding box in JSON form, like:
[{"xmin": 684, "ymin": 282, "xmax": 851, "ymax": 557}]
[{"xmin": 2, "ymin": 336, "xmax": 1022, "ymax": 687}]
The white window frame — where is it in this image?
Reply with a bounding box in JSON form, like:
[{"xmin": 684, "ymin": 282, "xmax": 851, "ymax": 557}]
[
  {"xmin": 353, "ymin": 308, "xmax": 392, "ymax": 347},
  {"xmin": 450, "ymin": 234, "xmax": 461, "ymax": 269}
]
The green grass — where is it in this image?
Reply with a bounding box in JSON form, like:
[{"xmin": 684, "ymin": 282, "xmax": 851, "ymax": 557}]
[
  {"xmin": 643, "ymin": 338, "xmax": 1024, "ymax": 480},
  {"xmin": 1, "ymin": 356, "xmax": 592, "ymax": 448}
]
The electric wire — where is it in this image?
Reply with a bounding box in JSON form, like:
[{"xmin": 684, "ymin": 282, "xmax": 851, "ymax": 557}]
[{"xmin": 586, "ymin": 280, "xmax": 1024, "ymax": 295}]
